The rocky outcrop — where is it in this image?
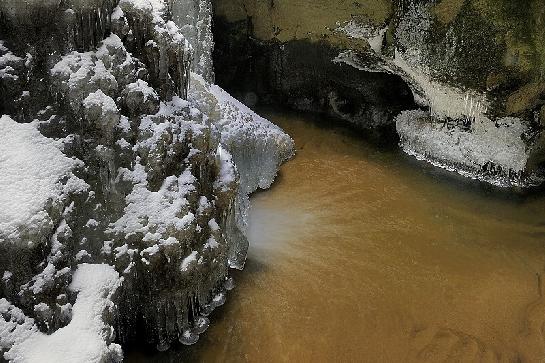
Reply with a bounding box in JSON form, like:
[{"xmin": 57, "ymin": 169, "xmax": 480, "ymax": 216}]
[
  {"xmin": 212, "ymin": 0, "xmax": 545, "ymax": 186},
  {"xmin": 0, "ymin": 0, "xmax": 293, "ymax": 360},
  {"xmin": 212, "ymin": 0, "xmax": 415, "ymax": 133}
]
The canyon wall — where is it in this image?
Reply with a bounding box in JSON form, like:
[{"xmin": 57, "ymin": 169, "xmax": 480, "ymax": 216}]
[{"xmin": 212, "ymin": 0, "xmax": 545, "ymax": 186}]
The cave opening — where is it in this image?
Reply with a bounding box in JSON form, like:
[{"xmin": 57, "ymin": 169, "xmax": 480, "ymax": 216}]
[{"xmin": 211, "ymin": 14, "xmax": 417, "ymax": 144}]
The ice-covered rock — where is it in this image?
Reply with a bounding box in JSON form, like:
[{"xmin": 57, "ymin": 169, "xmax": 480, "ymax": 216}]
[
  {"xmin": 170, "ymin": 0, "xmax": 215, "ymax": 81},
  {"xmin": 0, "ymin": 0, "xmax": 293, "ymax": 359},
  {"xmin": 396, "ymin": 110, "xmax": 539, "ymax": 186},
  {"xmin": 190, "ymin": 74, "xmax": 294, "ymax": 267},
  {"xmin": 117, "ymin": 0, "xmax": 192, "ymax": 98}
]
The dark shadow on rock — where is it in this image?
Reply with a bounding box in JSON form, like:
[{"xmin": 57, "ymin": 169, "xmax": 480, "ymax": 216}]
[{"xmin": 123, "ymin": 257, "xmax": 270, "ymax": 362}]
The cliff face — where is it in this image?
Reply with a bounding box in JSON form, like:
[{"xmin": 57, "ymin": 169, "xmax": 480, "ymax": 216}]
[
  {"xmin": 212, "ymin": 0, "xmax": 545, "ymax": 186},
  {"xmin": 0, "ymin": 0, "xmax": 293, "ymax": 360}
]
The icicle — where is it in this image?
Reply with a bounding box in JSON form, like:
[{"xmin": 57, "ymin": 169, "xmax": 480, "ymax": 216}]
[
  {"xmin": 179, "ymin": 329, "xmax": 199, "ymax": 345},
  {"xmin": 224, "ymin": 277, "xmax": 235, "ymax": 291},
  {"xmin": 194, "ymin": 316, "xmax": 210, "ymax": 334}
]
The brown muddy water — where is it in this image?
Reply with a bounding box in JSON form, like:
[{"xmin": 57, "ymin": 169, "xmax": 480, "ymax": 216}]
[{"xmin": 128, "ymin": 109, "xmax": 545, "ymax": 362}]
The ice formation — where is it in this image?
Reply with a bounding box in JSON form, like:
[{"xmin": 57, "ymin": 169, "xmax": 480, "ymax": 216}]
[
  {"xmin": 0, "ymin": 0, "xmax": 293, "ymax": 360},
  {"xmin": 169, "ymin": 0, "xmax": 215, "ymax": 81},
  {"xmin": 334, "ymin": 1, "xmax": 545, "ymax": 186},
  {"xmin": 396, "ymin": 110, "xmax": 533, "ymax": 186}
]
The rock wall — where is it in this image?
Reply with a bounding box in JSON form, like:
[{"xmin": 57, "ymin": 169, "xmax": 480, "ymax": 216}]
[
  {"xmin": 212, "ymin": 0, "xmax": 545, "ymax": 186},
  {"xmin": 212, "ymin": 0, "xmax": 415, "ymax": 133}
]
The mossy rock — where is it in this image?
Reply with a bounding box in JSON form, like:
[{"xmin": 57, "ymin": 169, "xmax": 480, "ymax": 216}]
[
  {"xmin": 505, "ymin": 82, "xmax": 545, "ymax": 116},
  {"xmin": 213, "ymin": 0, "xmax": 393, "ymax": 43},
  {"xmin": 433, "ymin": 0, "xmax": 465, "ymax": 25}
]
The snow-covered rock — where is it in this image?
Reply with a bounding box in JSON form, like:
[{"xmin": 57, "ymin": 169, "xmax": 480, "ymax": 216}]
[
  {"xmin": 0, "ymin": 116, "xmax": 87, "ymax": 247},
  {"xmin": 2, "ymin": 264, "xmax": 122, "ymax": 363},
  {"xmin": 0, "ymin": 0, "xmax": 293, "ymax": 359}
]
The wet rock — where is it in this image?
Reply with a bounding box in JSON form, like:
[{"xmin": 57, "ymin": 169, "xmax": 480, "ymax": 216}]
[
  {"xmin": 121, "ymin": 80, "xmax": 160, "ymax": 116},
  {"xmin": 212, "ymin": 0, "xmax": 545, "ymax": 186}
]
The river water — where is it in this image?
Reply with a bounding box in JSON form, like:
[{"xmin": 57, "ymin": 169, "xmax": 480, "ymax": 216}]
[{"xmin": 129, "ymin": 109, "xmax": 545, "ymax": 362}]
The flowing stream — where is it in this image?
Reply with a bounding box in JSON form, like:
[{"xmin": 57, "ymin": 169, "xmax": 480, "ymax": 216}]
[{"xmin": 128, "ymin": 109, "xmax": 545, "ymax": 362}]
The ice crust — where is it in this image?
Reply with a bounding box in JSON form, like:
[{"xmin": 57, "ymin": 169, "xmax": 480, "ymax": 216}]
[
  {"xmin": 207, "ymin": 80, "xmax": 295, "ymax": 194},
  {"xmin": 396, "ymin": 110, "xmax": 532, "ymax": 186}
]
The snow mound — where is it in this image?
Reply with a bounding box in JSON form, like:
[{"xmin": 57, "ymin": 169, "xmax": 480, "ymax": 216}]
[
  {"xmin": 2, "ymin": 264, "xmax": 122, "ymax": 363},
  {"xmin": 0, "ymin": 115, "xmax": 87, "ymax": 246}
]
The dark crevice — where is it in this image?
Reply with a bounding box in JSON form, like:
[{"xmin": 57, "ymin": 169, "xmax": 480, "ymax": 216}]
[{"xmin": 211, "ymin": 15, "xmax": 417, "ymax": 142}]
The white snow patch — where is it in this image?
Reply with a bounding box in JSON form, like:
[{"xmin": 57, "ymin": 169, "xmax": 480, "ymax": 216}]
[
  {"xmin": 180, "ymin": 251, "xmax": 198, "ymax": 271},
  {"xmin": 0, "ymin": 115, "xmax": 88, "ymax": 245},
  {"xmin": 3, "ymin": 264, "xmax": 122, "ymax": 363}
]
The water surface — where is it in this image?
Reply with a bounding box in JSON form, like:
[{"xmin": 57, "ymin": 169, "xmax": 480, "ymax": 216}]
[{"xmin": 130, "ymin": 109, "xmax": 545, "ymax": 362}]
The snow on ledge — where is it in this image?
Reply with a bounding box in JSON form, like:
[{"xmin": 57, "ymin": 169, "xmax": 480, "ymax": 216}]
[
  {"xmin": 0, "ymin": 115, "xmax": 88, "ymax": 246},
  {"xmin": 3, "ymin": 264, "xmax": 123, "ymax": 363}
]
